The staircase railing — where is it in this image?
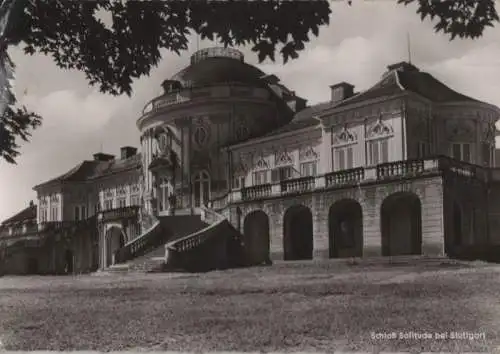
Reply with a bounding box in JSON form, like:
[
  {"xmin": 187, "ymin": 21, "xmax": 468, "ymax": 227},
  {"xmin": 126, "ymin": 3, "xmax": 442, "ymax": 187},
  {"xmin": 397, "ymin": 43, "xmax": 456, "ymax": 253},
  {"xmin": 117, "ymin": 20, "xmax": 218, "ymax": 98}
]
[
  {"xmin": 165, "ymin": 206, "xmax": 244, "ymax": 271},
  {"xmin": 114, "ymin": 221, "xmax": 167, "ymax": 264}
]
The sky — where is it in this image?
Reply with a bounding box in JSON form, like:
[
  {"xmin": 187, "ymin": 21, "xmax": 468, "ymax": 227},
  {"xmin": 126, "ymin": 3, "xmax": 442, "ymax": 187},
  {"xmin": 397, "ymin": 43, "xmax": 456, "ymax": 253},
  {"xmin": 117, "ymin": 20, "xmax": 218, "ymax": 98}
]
[{"xmin": 1, "ymin": 1, "xmax": 500, "ymax": 221}]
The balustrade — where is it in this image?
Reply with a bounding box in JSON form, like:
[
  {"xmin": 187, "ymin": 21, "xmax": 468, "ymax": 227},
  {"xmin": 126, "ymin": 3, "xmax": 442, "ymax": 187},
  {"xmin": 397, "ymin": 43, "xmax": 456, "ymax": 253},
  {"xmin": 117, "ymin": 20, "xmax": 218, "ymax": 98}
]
[
  {"xmin": 99, "ymin": 206, "xmax": 139, "ymax": 222},
  {"xmin": 377, "ymin": 159, "xmax": 424, "ymax": 179},
  {"xmin": 231, "ymin": 156, "xmax": 490, "ymax": 202},
  {"xmin": 325, "ymin": 168, "xmax": 365, "ymax": 188},
  {"xmin": 241, "ymin": 184, "xmax": 272, "ymax": 200},
  {"xmin": 280, "ymin": 176, "xmax": 315, "ymax": 194}
]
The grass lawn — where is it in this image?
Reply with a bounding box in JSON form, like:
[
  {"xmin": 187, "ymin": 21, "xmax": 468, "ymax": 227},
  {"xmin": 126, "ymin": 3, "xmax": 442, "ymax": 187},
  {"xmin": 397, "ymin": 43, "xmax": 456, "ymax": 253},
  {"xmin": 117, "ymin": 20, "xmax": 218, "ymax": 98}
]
[{"xmin": 1, "ymin": 259, "xmax": 500, "ymax": 352}]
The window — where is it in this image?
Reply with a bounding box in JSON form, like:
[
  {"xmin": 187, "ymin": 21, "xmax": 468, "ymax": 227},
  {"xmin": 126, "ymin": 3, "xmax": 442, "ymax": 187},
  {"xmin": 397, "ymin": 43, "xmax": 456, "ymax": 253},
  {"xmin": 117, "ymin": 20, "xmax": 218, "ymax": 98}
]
[
  {"xmin": 417, "ymin": 141, "xmax": 431, "ymax": 158},
  {"xmin": 130, "ymin": 195, "xmax": 140, "ymax": 206},
  {"xmin": 74, "ymin": 206, "xmax": 80, "ymax": 221},
  {"xmin": 81, "ymin": 206, "xmax": 86, "ymax": 220},
  {"xmin": 39, "ymin": 208, "xmax": 47, "ymax": 223},
  {"xmin": 252, "ymin": 170, "xmax": 268, "ymax": 185},
  {"xmin": 95, "ymin": 204, "xmax": 100, "ymax": 214},
  {"xmin": 451, "ymin": 143, "xmax": 472, "ymax": 163},
  {"xmin": 333, "ymin": 146, "xmax": 354, "ymax": 171},
  {"xmin": 300, "ymin": 161, "xmax": 317, "ymax": 177},
  {"xmin": 104, "ymin": 200, "xmax": 113, "ymax": 210},
  {"xmin": 367, "ymin": 139, "xmax": 389, "ymax": 165},
  {"xmin": 117, "ymin": 198, "xmax": 127, "ymax": 208},
  {"xmin": 482, "ymin": 142, "xmax": 492, "ymax": 167},
  {"xmin": 271, "ymin": 166, "xmax": 293, "ymax": 182},
  {"xmin": 50, "ymin": 206, "xmax": 58, "ymax": 221},
  {"xmin": 232, "ymin": 176, "xmax": 246, "ymax": 189}
]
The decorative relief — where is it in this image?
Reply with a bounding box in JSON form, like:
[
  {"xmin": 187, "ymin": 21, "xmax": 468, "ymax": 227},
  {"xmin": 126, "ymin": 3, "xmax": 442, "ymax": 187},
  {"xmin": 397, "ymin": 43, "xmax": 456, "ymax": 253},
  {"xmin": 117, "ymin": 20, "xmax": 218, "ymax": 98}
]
[
  {"xmin": 274, "ymin": 149, "xmax": 293, "ymax": 166},
  {"xmin": 366, "ymin": 116, "xmax": 393, "ymax": 139},
  {"xmin": 446, "ymin": 119, "xmax": 474, "ymax": 141},
  {"xmin": 299, "ymin": 146, "xmax": 318, "ymax": 161},
  {"xmin": 482, "ymin": 123, "xmax": 496, "ymax": 142},
  {"xmin": 332, "ymin": 125, "xmax": 357, "ymax": 145},
  {"xmin": 253, "ymin": 154, "xmax": 270, "ymax": 170},
  {"xmin": 233, "ymin": 162, "xmax": 247, "ymax": 176},
  {"xmin": 192, "ymin": 116, "xmax": 211, "ymax": 148}
]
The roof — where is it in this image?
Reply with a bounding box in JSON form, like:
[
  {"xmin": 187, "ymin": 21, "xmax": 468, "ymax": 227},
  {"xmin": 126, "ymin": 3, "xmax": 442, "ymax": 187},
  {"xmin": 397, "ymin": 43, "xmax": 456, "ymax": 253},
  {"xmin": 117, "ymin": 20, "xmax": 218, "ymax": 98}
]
[
  {"xmin": 336, "ymin": 63, "xmax": 482, "ymax": 108},
  {"xmin": 1, "ymin": 204, "xmax": 36, "ymax": 226},
  {"xmin": 34, "ymin": 153, "xmax": 142, "ymax": 190},
  {"xmin": 171, "ymin": 57, "xmax": 266, "ymax": 88},
  {"xmin": 89, "ymin": 153, "xmax": 141, "ymax": 179}
]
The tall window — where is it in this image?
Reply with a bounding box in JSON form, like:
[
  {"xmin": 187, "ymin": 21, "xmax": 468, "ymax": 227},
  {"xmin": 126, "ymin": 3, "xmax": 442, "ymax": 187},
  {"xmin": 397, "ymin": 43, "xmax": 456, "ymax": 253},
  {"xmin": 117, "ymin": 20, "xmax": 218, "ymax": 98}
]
[
  {"xmin": 81, "ymin": 206, "xmax": 87, "ymax": 220},
  {"xmin": 104, "ymin": 199, "xmax": 113, "ymax": 210},
  {"xmin": 271, "ymin": 166, "xmax": 293, "ymax": 182},
  {"xmin": 232, "ymin": 176, "xmax": 245, "ymax": 189},
  {"xmin": 300, "ymin": 161, "xmax": 318, "ymax": 177},
  {"xmin": 252, "ymin": 170, "xmax": 268, "ymax": 185},
  {"xmin": 451, "ymin": 143, "xmax": 472, "ymax": 163},
  {"xmin": 117, "ymin": 198, "xmax": 127, "ymax": 208},
  {"xmin": 50, "ymin": 206, "xmax": 58, "ymax": 221},
  {"xmin": 333, "ymin": 146, "xmax": 354, "ymax": 171},
  {"xmin": 417, "ymin": 141, "xmax": 431, "ymax": 158},
  {"xmin": 130, "ymin": 195, "xmax": 140, "ymax": 206},
  {"xmin": 367, "ymin": 139, "xmax": 389, "ymax": 165},
  {"xmin": 159, "ymin": 178, "xmax": 169, "ymax": 211},
  {"xmin": 74, "ymin": 206, "xmax": 80, "ymax": 221},
  {"xmin": 482, "ymin": 142, "xmax": 493, "ymax": 167}
]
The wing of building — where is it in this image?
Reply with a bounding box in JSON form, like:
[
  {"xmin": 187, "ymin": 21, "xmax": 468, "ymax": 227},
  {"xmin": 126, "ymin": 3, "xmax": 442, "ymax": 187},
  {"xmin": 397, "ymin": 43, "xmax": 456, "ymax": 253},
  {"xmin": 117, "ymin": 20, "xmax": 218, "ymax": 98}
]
[{"xmin": 2, "ymin": 48, "xmax": 500, "ymax": 275}]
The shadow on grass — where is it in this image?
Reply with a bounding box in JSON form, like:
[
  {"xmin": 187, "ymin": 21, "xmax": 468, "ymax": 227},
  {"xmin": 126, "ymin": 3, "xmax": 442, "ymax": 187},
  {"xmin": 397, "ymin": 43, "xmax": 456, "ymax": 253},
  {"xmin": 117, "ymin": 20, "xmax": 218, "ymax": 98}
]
[{"xmin": 0, "ymin": 263, "xmax": 497, "ymax": 352}]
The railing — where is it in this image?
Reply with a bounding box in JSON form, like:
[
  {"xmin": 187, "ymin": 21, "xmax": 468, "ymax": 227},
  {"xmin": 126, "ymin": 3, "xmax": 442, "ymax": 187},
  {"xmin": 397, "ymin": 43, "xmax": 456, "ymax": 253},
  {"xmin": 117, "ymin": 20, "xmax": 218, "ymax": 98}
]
[
  {"xmin": 114, "ymin": 220, "xmax": 165, "ymax": 264},
  {"xmin": 325, "ymin": 167, "xmax": 365, "ymax": 187},
  {"xmin": 281, "ymin": 176, "xmax": 315, "ymax": 194},
  {"xmin": 209, "ymin": 193, "xmax": 230, "ymax": 211},
  {"xmin": 190, "ymin": 47, "xmax": 244, "ymax": 65},
  {"xmin": 98, "ymin": 206, "xmax": 139, "ymax": 223},
  {"xmin": 235, "ymin": 156, "xmax": 488, "ymax": 203},
  {"xmin": 241, "ymin": 184, "xmax": 272, "ymax": 200},
  {"xmin": 166, "ymin": 213, "xmax": 225, "ymax": 254},
  {"xmin": 377, "ymin": 159, "xmax": 425, "ymax": 179}
]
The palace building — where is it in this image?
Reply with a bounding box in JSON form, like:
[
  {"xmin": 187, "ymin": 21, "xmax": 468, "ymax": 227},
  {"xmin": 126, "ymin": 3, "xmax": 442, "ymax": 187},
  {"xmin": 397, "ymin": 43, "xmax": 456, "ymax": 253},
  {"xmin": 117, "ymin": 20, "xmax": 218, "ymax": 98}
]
[{"xmin": 2, "ymin": 47, "xmax": 500, "ymax": 274}]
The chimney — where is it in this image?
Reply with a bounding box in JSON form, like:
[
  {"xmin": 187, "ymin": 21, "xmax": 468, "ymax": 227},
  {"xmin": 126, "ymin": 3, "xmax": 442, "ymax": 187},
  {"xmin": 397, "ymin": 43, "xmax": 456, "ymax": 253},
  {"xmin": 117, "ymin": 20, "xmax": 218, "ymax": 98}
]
[
  {"xmin": 330, "ymin": 82, "xmax": 355, "ymax": 103},
  {"xmin": 93, "ymin": 153, "xmax": 115, "ymax": 162},
  {"xmin": 161, "ymin": 80, "xmax": 182, "ymax": 94},
  {"xmin": 120, "ymin": 146, "xmax": 137, "ymax": 160}
]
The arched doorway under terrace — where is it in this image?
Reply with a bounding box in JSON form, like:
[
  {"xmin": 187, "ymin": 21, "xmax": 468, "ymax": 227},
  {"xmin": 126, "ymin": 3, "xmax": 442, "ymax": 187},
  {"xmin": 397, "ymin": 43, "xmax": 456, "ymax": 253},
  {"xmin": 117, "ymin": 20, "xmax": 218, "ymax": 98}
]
[
  {"xmin": 243, "ymin": 210, "xmax": 271, "ymax": 265},
  {"xmin": 105, "ymin": 226, "xmax": 126, "ymax": 267},
  {"xmin": 64, "ymin": 249, "xmax": 74, "ymax": 274},
  {"xmin": 328, "ymin": 199, "xmax": 363, "ymax": 258},
  {"xmin": 381, "ymin": 192, "xmax": 422, "ymax": 256},
  {"xmin": 283, "ymin": 205, "xmax": 314, "ymax": 261}
]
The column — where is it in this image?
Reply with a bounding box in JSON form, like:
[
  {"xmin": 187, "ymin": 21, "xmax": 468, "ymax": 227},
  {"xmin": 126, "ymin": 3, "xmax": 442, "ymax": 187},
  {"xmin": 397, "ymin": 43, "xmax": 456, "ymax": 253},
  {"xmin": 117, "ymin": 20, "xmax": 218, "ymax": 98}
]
[{"xmin": 187, "ymin": 118, "xmax": 193, "ymax": 213}]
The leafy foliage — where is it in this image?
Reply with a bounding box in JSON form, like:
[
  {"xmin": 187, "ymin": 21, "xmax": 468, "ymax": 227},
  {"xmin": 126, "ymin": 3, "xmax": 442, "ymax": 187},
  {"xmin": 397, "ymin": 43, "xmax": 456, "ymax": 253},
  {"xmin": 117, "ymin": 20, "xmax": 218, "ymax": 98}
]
[
  {"xmin": 398, "ymin": 0, "xmax": 499, "ymax": 40},
  {"xmin": 0, "ymin": 0, "xmax": 498, "ymax": 164}
]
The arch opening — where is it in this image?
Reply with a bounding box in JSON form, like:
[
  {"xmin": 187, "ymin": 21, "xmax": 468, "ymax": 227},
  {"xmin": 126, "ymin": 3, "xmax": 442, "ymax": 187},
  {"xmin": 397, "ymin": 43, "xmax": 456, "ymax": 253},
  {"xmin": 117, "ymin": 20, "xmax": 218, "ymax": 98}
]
[
  {"xmin": 105, "ymin": 226, "xmax": 125, "ymax": 267},
  {"xmin": 328, "ymin": 199, "xmax": 363, "ymax": 258},
  {"xmin": 381, "ymin": 192, "xmax": 422, "ymax": 256},
  {"xmin": 283, "ymin": 205, "xmax": 313, "ymax": 261},
  {"xmin": 243, "ymin": 210, "xmax": 271, "ymax": 265}
]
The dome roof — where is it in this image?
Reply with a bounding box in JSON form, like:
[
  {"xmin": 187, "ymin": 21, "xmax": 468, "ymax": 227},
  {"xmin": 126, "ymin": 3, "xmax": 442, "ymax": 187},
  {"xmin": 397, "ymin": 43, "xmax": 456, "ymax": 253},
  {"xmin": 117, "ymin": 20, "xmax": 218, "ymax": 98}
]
[{"xmin": 170, "ymin": 47, "xmax": 266, "ymax": 87}]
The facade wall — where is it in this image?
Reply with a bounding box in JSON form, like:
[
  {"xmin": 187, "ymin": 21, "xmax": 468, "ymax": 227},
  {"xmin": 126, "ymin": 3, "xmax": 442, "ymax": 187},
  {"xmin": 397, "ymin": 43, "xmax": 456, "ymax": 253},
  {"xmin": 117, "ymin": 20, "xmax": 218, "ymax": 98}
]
[{"xmin": 230, "ymin": 176, "xmax": 445, "ymax": 260}]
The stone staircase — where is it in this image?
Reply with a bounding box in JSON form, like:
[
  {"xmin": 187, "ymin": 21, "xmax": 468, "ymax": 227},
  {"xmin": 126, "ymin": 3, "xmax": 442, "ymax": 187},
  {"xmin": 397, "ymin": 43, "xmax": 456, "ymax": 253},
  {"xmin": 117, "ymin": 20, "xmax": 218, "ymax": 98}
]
[{"xmin": 102, "ymin": 206, "xmax": 244, "ymax": 274}]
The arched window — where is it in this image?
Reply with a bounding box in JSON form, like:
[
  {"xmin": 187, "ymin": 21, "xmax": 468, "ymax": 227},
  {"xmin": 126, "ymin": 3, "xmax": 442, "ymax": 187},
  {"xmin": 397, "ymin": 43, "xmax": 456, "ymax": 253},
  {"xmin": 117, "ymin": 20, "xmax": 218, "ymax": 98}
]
[
  {"xmin": 159, "ymin": 177, "xmax": 169, "ymax": 212},
  {"xmin": 192, "ymin": 171, "xmax": 211, "ymax": 207}
]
